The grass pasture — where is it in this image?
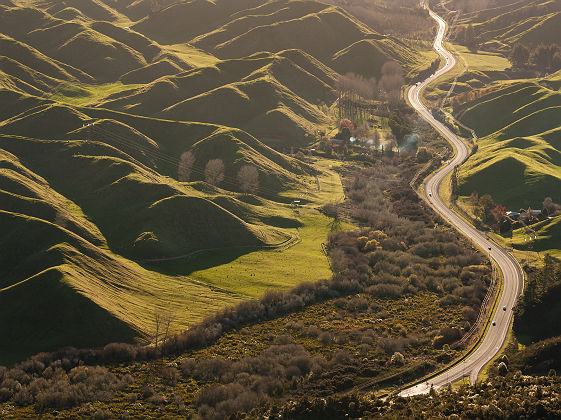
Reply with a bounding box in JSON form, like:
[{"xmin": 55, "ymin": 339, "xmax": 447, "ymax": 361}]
[
  {"xmin": 0, "ymin": 130, "xmax": 347, "ymax": 364},
  {"xmin": 145, "ymin": 159, "xmax": 351, "ymax": 298},
  {"xmin": 424, "ymin": 42, "xmax": 510, "ymax": 101}
]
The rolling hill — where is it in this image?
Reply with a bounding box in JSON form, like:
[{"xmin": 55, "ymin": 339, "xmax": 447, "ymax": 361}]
[
  {"xmin": 0, "ymin": 0, "xmax": 434, "ymax": 363},
  {"xmin": 96, "ymin": 52, "xmax": 335, "ymax": 144},
  {"xmin": 132, "ymin": 0, "xmax": 435, "ymax": 79},
  {"xmin": 455, "ymin": 71, "xmax": 561, "ymax": 208},
  {"xmin": 444, "ymin": 0, "xmax": 561, "ymax": 51},
  {"xmin": 0, "ymin": 106, "xmax": 312, "ymax": 363},
  {"xmin": 0, "ymin": 84, "xmax": 319, "ymax": 363}
]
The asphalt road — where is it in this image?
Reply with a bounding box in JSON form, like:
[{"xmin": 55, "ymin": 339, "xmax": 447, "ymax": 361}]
[{"xmin": 400, "ymin": 6, "xmax": 524, "ymax": 396}]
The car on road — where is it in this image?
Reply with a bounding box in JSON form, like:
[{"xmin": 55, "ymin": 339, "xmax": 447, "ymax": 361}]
[
  {"xmin": 503, "ymin": 306, "xmax": 506, "ymax": 311},
  {"xmin": 492, "ymin": 321, "xmax": 496, "ymax": 326}
]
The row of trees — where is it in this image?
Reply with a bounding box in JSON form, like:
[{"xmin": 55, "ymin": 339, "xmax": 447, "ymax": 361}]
[
  {"xmin": 177, "ymin": 151, "xmax": 259, "ymax": 193},
  {"xmin": 335, "ymin": 61, "xmax": 405, "ymax": 122},
  {"xmin": 509, "ymin": 43, "xmax": 561, "ymax": 72}
]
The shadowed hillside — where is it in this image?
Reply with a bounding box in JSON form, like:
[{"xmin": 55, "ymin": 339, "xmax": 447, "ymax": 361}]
[
  {"xmin": 0, "ymin": 0, "xmax": 434, "ymax": 363},
  {"xmin": 443, "ymin": 0, "xmax": 561, "ymax": 51},
  {"xmin": 96, "ymin": 52, "xmax": 335, "ymax": 144},
  {"xmin": 456, "ymin": 71, "xmax": 561, "ymax": 208}
]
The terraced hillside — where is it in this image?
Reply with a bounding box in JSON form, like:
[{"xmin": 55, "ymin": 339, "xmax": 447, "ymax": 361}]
[
  {"xmin": 455, "ymin": 70, "xmax": 561, "ymax": 209},
  {"xmin": 0, "ymin": 0, "xmax": 436, "ymax": 363}
]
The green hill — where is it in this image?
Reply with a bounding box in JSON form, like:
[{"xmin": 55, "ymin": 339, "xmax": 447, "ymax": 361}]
[
  {"xmin": 190, "ymin": 0, "xmax": 330, "ymax": 50},
  {"xmin": 445, "ymin": 0, "xmax": 561, "ymax": 51},
  {"xmin": 331, "ymin": 37, "xmax": 430, "ymax": 80},
  {"xmin": 96, "ymin": 52, "xmax": 335, "ymax": 144},
  {"xmin": 213, "ymin": 7, "xmax": 371, "ymax": 61},
  {"xmin": 456, "ymin": 75, "xmax": 561, "ymax": 208},
  {"xmin": 119, "ymin": 58, "xmax": 185, "ymax": 84},
  {"xmin": 0, "ymin": 34, "xmax": 92, "ymax": 83},
  {"xmin": 0, "ymin": 120, "xmax": 306, "ymax": 362},
  {"xmin": 131, "ymin": 0, "xmax": 263, "ymax": 43},
  {"xmin": 0, "ymin": 0, "xmax": 415, "ymax": 363}
]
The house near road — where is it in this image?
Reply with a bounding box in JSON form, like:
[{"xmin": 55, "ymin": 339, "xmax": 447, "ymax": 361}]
[{"xmin": 506, "ymin": 211, "xmax": 520, "ymax": 220}]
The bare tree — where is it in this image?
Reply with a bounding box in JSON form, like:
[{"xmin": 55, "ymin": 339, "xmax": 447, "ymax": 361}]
[
  {"xmin": 205, "ymin": 158, "xmax": 225, "ymax": 186},
  {"xmin": 150, "ymin": 0, "xmax": 163, "ymax": 14},
  {"xmin": 379, "ymin": 61, "xmax": 404, "ymax": 108},
  {"xmin": 543, "ymin": 197, "xmax": 561, "ymax": 216},
  {"xmin": 154, "ymin": 311, "xmax": 161, "ymax": 349},
  {"xmin": 178, "ymin": 150, "xmax": 195, "ymax": 181},
  {"xmin": 336, "ymin": 72, "xmax": 378, "ymax": 122},
  {"xmin": 163, "ymin": 312, "xmax": 176, "ymax": 344},
  {"xmin": 237, "ymin": 165, "xmax": 259, "ymax": 193}
]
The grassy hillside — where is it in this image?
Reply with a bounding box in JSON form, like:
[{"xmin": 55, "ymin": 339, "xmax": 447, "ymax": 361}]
[
  {"xmin": 0, "ymin": 86, "xmax": 339, "ymax": 363},
  {"xmin": 0, "ymin": 0, "xmax": 433, "ymax": 363},
  {"xmin": 455, "ymin": 73, "xmax": 561, "ymax": 209},
  {"xmin": 443, "ymin": 0, "xmax": 561, "ymax": 51},
  {"xmin": 96, "ymin": 52, "xmax": 335, "ymax": 145},
  {"xmin": 132, "ymin": 0, "xmax": 435, "ymax": 80},
  {"xmin": 0, "ymin": 3, "xmax": 194, "ymax": 83}
]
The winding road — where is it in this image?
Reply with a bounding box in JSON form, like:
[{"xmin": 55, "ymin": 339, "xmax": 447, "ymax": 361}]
[{"xmin": 400, "ymin": 6, "xmax": 524, "ymax": 396}]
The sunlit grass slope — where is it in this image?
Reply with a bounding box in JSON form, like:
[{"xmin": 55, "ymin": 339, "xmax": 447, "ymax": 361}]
[
  {"xmin": 132, "ymin": 0, "xmax": 434, "ymax": 81},
  {"xmin": 456, "ymin": 72, "xmax": 561, "ymax": 208},
  {"xmin": 0, "ymin": 3, "xmax": 192, "ymax": 83},
  {"xmin": 503, "ymin": 215, "xmax": 561, "ymax": 259},
  {"xmin": 96, "ymin": 52, "xmax": 336, "ymax": 145},
  {"xmin": 445, "ymin": 0, "xmax": 561, "ymax": 51},
  {"xmin": 0, "ymin": 0, "xmax": 416, "ymax": 364},
  {"xmin": 0, "ymin": 125, "xmax": 345, "ymax": 363}
]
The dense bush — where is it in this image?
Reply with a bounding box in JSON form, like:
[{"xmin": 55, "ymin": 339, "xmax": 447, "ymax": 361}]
[
  {"xmin": 326, "ymin": 164, "xmax": 490, "ymax": 313},
  {"xmin": 180, "ymin": 341, "xmax": 326, "ymax": 418},
  {"xmin": 0, "ymin": 365, "xmax": 132, "ymax": 412},
  {"xmin": 266, "ymin": 374, "xmax": 561, "ymax": 419}
]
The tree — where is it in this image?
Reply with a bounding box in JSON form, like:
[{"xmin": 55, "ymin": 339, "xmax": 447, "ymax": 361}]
[
  {"xmin": 335, "ymin": 73, "xmax": 377, "ymax": 122},
  {"xmin": 150, "ymin": 0, "xmax": 164, "ymax": 14},
  {"xmin": 416, "ymin": 147, "xmax": 432, "ymax": 163},
  {"xmin": 543, "ymin": 197, "xmax": 561, "ymax": 216},
  {"xmin": 531, "ymin": 44, "xmax": 552, "ymax": 71},
  {"xmin": 475, "ymin": 194, "xmax": 495, "ymax": 222},
  {"xmin": 552, "ymin": 51, "xmax": 561, "ymax": 71},
  {"xmin": 153, "ymin": 311, "xmax": 161, "ymax": 349},
  {"xmin": 509, "ymin": 44, "xmax": 530, "ymax": 68},
  {"xmin": 388, "ymin": 110, "xmax": 412, "ymax": 146},
  {"xmin": 178, "ymin": 150, "xmax": 195, "ymax": 181},
  {"xmin": 336, "ymin": 120, "xmax": 353, "ymax": 142},
  {"xmin": 497, "ymin": 361, "xmax": 508, "ymax": 376},
  {"xmin": 464, "ymin": 24, "xmax": 478, "ymax": 51},
  {"xmin": 205, "ymin": 159, "xmax": 225, "ymax": 186},
  {"xmin": 491, "ymin": 205, "xmax": 507, "ymax": 223},
  {"xmin": 470, "ymin": 191, "xmax": 479, "ymax": 206},
  {"xmin": 237, "ymin": 165, "xmax": 259, "ymax": 194},
  {"xmin": 379, "ymin": 61, "xmax": 404, "ymax": 107}
]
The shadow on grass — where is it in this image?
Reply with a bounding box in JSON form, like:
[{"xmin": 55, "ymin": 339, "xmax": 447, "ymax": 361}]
[{"xmin": 139, "ymin": 246, "xmax": 261, "ymax": 276}]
